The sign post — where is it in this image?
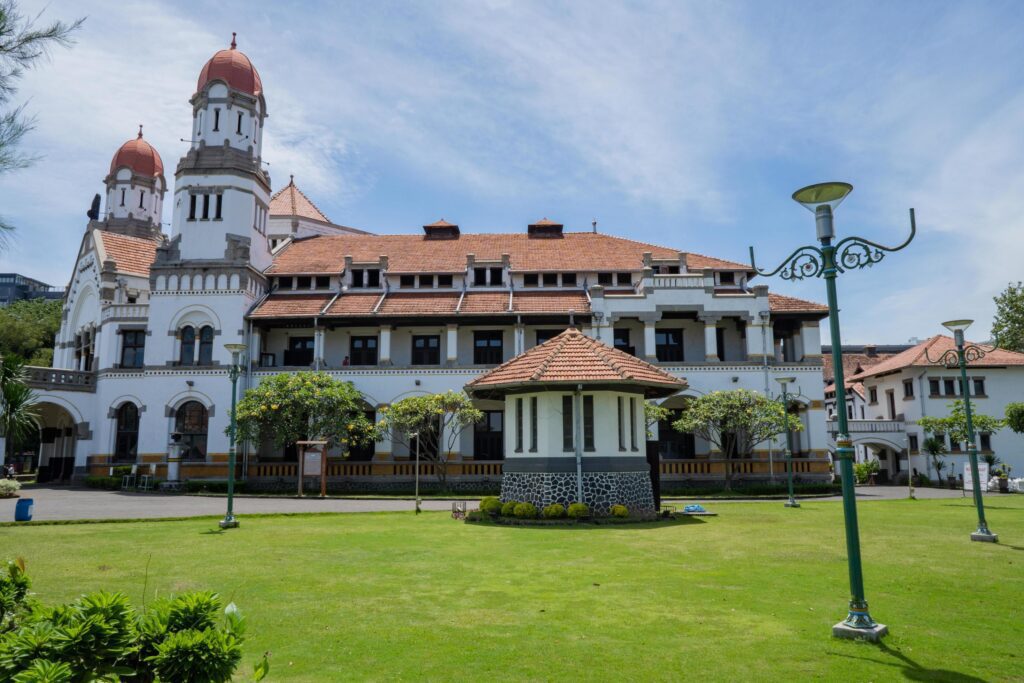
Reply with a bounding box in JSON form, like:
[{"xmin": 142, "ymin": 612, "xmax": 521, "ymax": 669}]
[
  {"xmin": 296, "ymin": 440, "xmax": 329, "ymax": 499},
  {"xmin": 963, "ymin": 462, "xmax": 989, "ymax": 500}
]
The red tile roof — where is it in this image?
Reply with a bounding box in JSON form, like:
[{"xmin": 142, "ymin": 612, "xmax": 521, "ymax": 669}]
[
  {"xmin": 109, "ymin": 128, "xmax": 164, "ymax": 179},
  {"xmin": 269, "ymin": 177, "xmax": 330, "ymax": 223},
  {"xmin": 249, "ymin": 293, "xmax": 334, "ymax": 318},
  {"xmin": 768, "ymin": 292, "xmax": 828, "ymax": 314},
  {"xmin": 459, "ymin": 292, "xmax": 509, "ymax": 314},
  {"xmin": 378, "ymin": 292, "xmax": 460, "ymax": 316},
  {"xmin": 513, "ymin": 291, "xmax": 589, "ymax": 313},
  {"xmin": 96, "ymin": 231, "xmax": 161, "ymax": 277},
  {"xmin": 466, "ymin": 328, "xmax": 686, "ymax": 397},
  {"xmin": 850, "ymin": 335, "xmax": 1024, "ymax": 380},
  {"xmin": 325, "ymin": 293, "xmax": 381, "ymax": 316},
  {"xmin": 197, "ymin": 35, "xmax": 262, "ymax": 97},
  {"xmin": 266, "ymin": 232, "xmax": 751, "ymax": 275}
]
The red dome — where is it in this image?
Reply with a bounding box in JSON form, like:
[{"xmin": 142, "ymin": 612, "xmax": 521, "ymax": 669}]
[
  {"xmin": 196, "ymin": 33, "xmax": 262, "ymax": 97},
  {"xmin": 110, "ymin": 127, "xmax": 164, "ymax": 178}
]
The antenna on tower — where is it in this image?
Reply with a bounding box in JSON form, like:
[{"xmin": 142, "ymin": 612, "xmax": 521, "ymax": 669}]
[{"xmin": 592, "ymin": 219, "xmax": 597, "ymax": 233}]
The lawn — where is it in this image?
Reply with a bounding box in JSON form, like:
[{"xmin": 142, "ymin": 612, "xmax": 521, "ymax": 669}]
[{"xmin": 3, "ymin": 496, "xmax": 1022, "ymax": 681}]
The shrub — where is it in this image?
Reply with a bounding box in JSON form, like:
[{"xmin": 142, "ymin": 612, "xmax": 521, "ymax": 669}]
[
  {"xmin": 500, "ymin": 500, "xmax": 519, "ymax": 516},
  {"xmin": 112, "ymin": 465, "xmax": 134, "ymax": 477},
  {"xmin": 610, "ymin": 504, "xmax": 629, "ymax": 518},
  {"xmin": 567, "ymin": 502, "xmax": 590, "ymax": 519},
  {"xmin": 479, "ymin": 496, "xmax": 502, "ymax": 514},
  {"xmin": 83, "ymin": 476, "xmax": 121, "ymax": 490},
  {"xmin": 853, "ymin": 459, "xmax": 880, "ymax": 484},
  {"xmin": 513, "ymin": 502, "xmax": 538, "ymax": 519},
  {"xmin": 542, "ymin": 503, "xmax": 566, "ymax": 519},
  {"xmin": 0, "ymin": 479, "xmax": 21, "ymax": 497}
]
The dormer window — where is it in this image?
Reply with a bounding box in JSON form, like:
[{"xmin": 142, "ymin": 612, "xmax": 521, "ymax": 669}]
[
  {"xmin": 656, "ymin": 265, "xmax": 681, "ymax": 274},
  {"xmin": 351, "ymin": 269, "xmax": 380, "ymax": 288},
  {"xmin": 543, "ymin": 273, "xmax": 558, "ymax": 286},
  {"xmin": 277, "ymin": 276, "xmax": 293, "ymax": 290},
  {"xmin": 400, "ymin": 275, "xmax": 415, "ymax": 288},
  {"xmin": 472, "ymin": 267, "xmax": 503, "ymax": 286},
  {"xmin": 297, "ymin": 276, "xmax": 311, "ymax": 289},
  {"xmin": 438, "ymin": 274, "xmax": 453, "ymax": 288},
  {"xmin": 315, "ymin": 276, "xmax": 330, "ymax": 289},
  {"xmin": 616, "ymin": 272, "xmax": 631, "ymax": 286},
  {"xmin": 474, "ymin": 268, "xmax": 487, "ymax": 286},
  {"xmin": 563, "ymin": 273, "xmax": 577, "ymax": 286},
  {"xmin": 420, "ymin": 274, "xmax": 434, "ymax": 288},
  {"xmin": 598, "ymin": 272, "xmax": 613, "ymax": 285},
  {"xmin": 523, "ymin": 273, "xmax": 539, "ymax": 288}
]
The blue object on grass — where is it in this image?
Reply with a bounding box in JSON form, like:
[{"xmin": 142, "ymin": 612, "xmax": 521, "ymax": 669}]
[
  {"xmin": 15, "ymin": 498, "xmax": 33, "ymax": 522},
  {"xmin": 683, "ymin": 504, "xmax": 706, "ymax": 514}
]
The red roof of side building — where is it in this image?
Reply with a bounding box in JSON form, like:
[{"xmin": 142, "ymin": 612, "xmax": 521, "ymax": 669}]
[
  {"xmin": 768, "ymin": 292, "xmax": 829, "ymax": 314},
  {"xmin": 95, "ymin": 231, "xmax": 161, "ymax": 277},
  {"xmin": 269, "ymin": 177, "xmax": 331, "ymax": 222},
  {"xmin": 465, "ymin": 328, "xmax": 686, "ymax": 398},
  {"xmin": 266, "ymin": 232, "xmax": 751, "ymax": 275},
  {"xmin": 850, "ymin": 335, "xmax": 1024, "ymax": 380}
]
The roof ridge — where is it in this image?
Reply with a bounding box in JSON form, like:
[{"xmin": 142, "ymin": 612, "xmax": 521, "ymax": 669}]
[{"xmin": 529, "ymin": 331, "xmax": 571, "ymax": 382}]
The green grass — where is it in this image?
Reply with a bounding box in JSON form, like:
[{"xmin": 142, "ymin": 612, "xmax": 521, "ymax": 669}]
[{"xmin": 4, "ymin": 497, "xmax": 1022, "ymax": 681}]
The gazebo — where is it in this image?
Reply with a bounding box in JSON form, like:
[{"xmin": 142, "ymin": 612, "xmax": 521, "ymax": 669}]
[{"xmin": 465, "ymin": 328, "xmax": 686, "ymax": 514}]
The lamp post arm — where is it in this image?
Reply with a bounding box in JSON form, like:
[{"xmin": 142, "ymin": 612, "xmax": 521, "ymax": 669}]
[
  {"xmin": 749, "ymin": 243, "xmax": 826, "ymax": 281},
  {"xmin": 832, "ymin": 208, "xmax": 917, "ymax": 273}
]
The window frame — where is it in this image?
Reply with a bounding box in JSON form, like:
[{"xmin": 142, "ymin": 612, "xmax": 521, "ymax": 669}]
[
  {"xmin": 515, "ymin": 397, "xmax": 524, "ymax": 453},
  {"xmin": 473, "ymin": 330, "xmax": 503, "ymax": 365},
  {"xmin": 175, "ymin": 401, "xmax": 209, "ymax": 461},
  {"xmin": 197, "ymin": 326, "xmax": 214, "ymax": 365},
  {"xmin": 179, "ymin": 325, "xmax": 196, "ymax": 366},
  {"xmin": 411, "ymin": 335, "xmax": 441, "ymax": 366},
  {"xmin": 350, "ymin": 336, "xmax": 379, "ymax": 366},
  {"xmin": 119, "ymin": 329, "xmax": 146, "ymax": 369},
  {"xmin": 583, "ymin": 395, "xmax": 595, "ymax": 452},
  {"xmin": 562, "ymin": 395, "xmax": 574, "ymax": 452},
  {"xmin": 114, "ymin": 403, "xmax": 140, "ymax": 463},
  {"xmin": 655, "ymin": 328, "xmax": 684, "ymax": 362}
]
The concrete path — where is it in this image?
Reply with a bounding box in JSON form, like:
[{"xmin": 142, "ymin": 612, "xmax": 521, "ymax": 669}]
[{"xmin": 0, "ymin": 484, "xmax": 985, "ymax": 522}]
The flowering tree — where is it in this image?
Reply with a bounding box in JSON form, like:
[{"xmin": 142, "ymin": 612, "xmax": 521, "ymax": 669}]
[
  {"xmin": 378, "ymin": 391, "xmax": 483, "ymax": 487},
  {"xmin": 672, "ymin": 389, "xmax": 802, "ymax": 490},
  {"xmin": 233, "ymin": 372, "xmax": 379, "ymax": 455},
  {"xmin": 917, "ymin": 400, "xmax": 1004, "ymax": 452}
]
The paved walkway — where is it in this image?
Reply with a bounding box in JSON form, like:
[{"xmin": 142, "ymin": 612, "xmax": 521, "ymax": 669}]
[{"xmin": 2, "ymin": 484, "xmax": 983, "ymax": 522}]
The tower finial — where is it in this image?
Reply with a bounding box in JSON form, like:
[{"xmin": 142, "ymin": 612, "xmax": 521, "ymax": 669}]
[
  {"xmin": 138, "ymin": 124, "xmax": 143, "ymax": 139},
  {"xmin": 289, "ymin": 174, "xmax": 294, "ymax": 185},
  {"xmin": 230, "ymin": 32, "xmax": 237, "ymax": 49}
]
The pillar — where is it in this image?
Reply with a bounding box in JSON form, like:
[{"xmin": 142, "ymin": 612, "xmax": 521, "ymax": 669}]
[
  {"xmin": 639, "ymin": 313, "xmax": 661, "ymax": 360},
  {"xmin": 379, "ymin": 325, "xmax": 392, "ymax": 365},
  {"xmin": 701, "ymin": 316, "xmax": 720, "ymax": 362},
  {"xmin": 746, "ymin": 319, "xmax": 771, "ymax": 363},
  {"xmin": 313, "ymin": 325, "xmax": 325, "ymax": 369},
  {"xmin": 446, "ymin": 324, "xmax": 458, "ymax": 364},
  {"xmin": 801, "ymin": 322, "xmax": 822, "ymax": 361}
]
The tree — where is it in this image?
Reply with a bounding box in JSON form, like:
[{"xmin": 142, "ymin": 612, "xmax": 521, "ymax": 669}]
[
  {"xmin": 0, "ymin": 297, "xmax": 61, "ymax": 366},
  {"xmin": 920, "ymin": 435, "xmax": 947, "ymax": 485},
  {"xmin": 233, "ymin": 372, "xmax": 379, "ymax": 456},
  {"xmin": 643, "ymin": 401, "xmax": 670, "ymax": 439},
  {"xmin": 991, "ymin": 281, "xmax": 1024, "ymax": 353},
  {"xmin": 378, "ymin": 391, "xmax": 483, "ymax": 487},
  {"xmin": 671, "ymin": 389, "xmax": 802, "ymax": 491},
  {"xmin": 1005, "ymin": 402, "xmax": 1024, "ymax": 436},
  {"xmin": 917, "ymin": 400, "xmax": 1005, "ymax": 451},
  {"xmin": 0, "ymin": 355, "xmax": 36, "ymax": 464},
  {"xmin": 0, "ymin": 2, "xmax": 83, "ymax": 238}
]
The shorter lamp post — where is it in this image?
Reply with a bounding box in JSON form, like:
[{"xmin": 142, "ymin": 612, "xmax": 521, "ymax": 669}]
[
  {"xmin": 409, "ymin": 431, "xmax": 421, "ymax": 515},
  {"xmin": 925, "ymin": 320, "xmax": 997, "ymax": 543},
  {"xmin": 775, "ymin": 376, "xmax": 800, "ymax": 508},
  {"xmin": 220, "ymin": 343, "xmax": 247, "ymax": 530}
]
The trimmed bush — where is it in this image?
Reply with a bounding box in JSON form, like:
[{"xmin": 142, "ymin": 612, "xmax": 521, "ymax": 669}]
[
  {"xmin": 479, "ymin": 496, "xmax": 502, "ymax": 514},
  {"xmin": 0, "ymin": 479, "xmax": 21, "ymax": 497},
  {"xmin": 567, "ymin": 502, "xmax": 590, "ymax": 519},
  {"xmin": 513, "ymin": 502, "xmax": 538, "ymax": 519},
  {"xmin": 500, "ymin": 500, "xmax": 519, "ymax": 516},
  {"xmin": 84, "ymin": 476, "xmax": 121, "ymax": 491},
  {"xmin": 542, "ymin": 503, "xmax": 566, "ymax": 519},
  {"xmin": 610, "ymin": 504, "xmax": 629, "ymax": 518}
]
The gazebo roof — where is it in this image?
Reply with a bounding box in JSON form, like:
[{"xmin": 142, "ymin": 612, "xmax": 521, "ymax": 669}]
[{"xmin": 465, "ymin": 328, "xmax": 686, "ymax": 398}]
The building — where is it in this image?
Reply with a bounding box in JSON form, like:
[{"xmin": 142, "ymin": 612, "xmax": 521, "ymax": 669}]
[
  {"xmin": 0, "ymin": 273, "xmax": 63, "ymax": 306},
  {"xmin": 24, "ymin": 36, "xmax": 832, "ymax": 488},
  {"xmin": 827, "ymin": 336, "xmax": 1024, "ymax": 482}
]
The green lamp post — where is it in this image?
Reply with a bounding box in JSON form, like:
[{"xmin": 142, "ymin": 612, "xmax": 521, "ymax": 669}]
[
  {"xmin": 775, "ymin": 376, "xmax": 800, "ymax": 508},
  {"xmin": 924, "ymin": 319, "xmax": 997, "ymax": 543},
  {"xmin": 220, "ymin": 342, "xmax": 247, "ymax": 530},
  {"xmin": 750, "ymin": 181, "xmax": 916, "ymax": 641}
]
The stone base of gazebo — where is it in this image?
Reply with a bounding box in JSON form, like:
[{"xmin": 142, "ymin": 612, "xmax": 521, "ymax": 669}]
[{"xmin": 500, "ymin": 458, "xmax": 655, "ymax": 515}]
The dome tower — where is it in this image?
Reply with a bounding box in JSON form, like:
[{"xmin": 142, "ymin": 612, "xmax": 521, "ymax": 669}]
[{"xmin": 103, "ymin": 126, "xmax": 166, "ymax": 234}]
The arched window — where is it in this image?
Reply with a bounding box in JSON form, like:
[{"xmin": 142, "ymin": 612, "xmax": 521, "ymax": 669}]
[
  {"xmin": 175, "ymin": 401, "xmax": 208, "ymax": 461},
  {"xmin": 198, "ymin": 325, "xmax": 214, "ymax": 365},
  {"xmin": 114, "ymin": 403, "xmax": 139, "ymax": 462},
  {"xmin": 179, "ymin": 326, "xmax": 195, "ymax": 365}
]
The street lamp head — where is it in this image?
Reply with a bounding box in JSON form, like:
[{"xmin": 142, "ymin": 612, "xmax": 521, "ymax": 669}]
[
  {"xmin": 224, "ymin": 342, "xmax": 247, "ymax": 364},
  {"xmin": 792, "ymin": 182, "xmax": 853, "ymax": 242},
  {"xmin": 942, "ymin": 319, "xmax": 972, "ymax": 346},
  {"xmin": 775, "ymin": 376, "xmax": 797, "ymax": 387}
]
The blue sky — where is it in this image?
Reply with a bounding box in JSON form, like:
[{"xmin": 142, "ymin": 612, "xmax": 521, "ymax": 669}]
[{"xmin": 2, "ymin": 0, "xmax": 1022, "ymax": 345}]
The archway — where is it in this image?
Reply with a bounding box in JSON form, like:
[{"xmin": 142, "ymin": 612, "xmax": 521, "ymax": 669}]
[{"xmin": 33, "ymin": 402, "xmax": 78, "ymax": 482}]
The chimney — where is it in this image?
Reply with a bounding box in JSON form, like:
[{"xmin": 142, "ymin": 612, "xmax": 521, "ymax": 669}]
[
  {"xmin": 527, "ymin": 218, "xmax": 563, "ymax": 238},
  {"xmin": 864, "ymin": 344, "xmax": 877, "ymax": 357}
]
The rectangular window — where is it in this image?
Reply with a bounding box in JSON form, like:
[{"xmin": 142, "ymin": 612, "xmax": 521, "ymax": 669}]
[
  {"xmin": 530, "ymin": 397, "xmax": 538, "ymax": 452},
  {"xmin": 367, "ymin": 269, "xmax": 380, "ymax": 287},
  {"xmin": 908, "ymin": 434, "xmax": 919, "ymax": 452},
  {"xmin": 597, "ymin": 272, "xmax": 613, "ymax": 285},
  {"xmin": 515, "ymin": 398, "xmax": 523, "ymax": 453},
  {"xmin": 655, "ymin": 328, "xmax": 683, "ymax": 362},
  {"xmin": 120, "ymin": 189, "xmax": 126, "ymax": 207},
  {"xmin": 278, "ymin": 276, "xmax": 293, "ymax": 290},
  {"xmin": 215, "ymin": 193, "xmax": 223, "ymax": 219},
  {"xmin": 719, "ymin": 271, "xmax": 736, "ymax": 285},
  {"xmin": 869, "ymin": 387, "xmax": 878, "ymax": 404},
  {"xmin": 201, "ymin": 194, "xmax": 210, "ymax": 220},
  {"xmin": 583, "ymin": 395, "xmax": 595, "ymax": 452},
  {"xmin": 236, "ymin": 111, "xmax": 243, "ymax": 134},
  {"xmin": 543, "ymin": 273, "xmax": 558, "ymax": 286},
  {"xmin": 616, "ymin": 272, "xmax": 631, "ymax": 286},
  {"xmin": 473, "ymin": 330, "xmax": 503, "ymax": 364},
  {"xmin": 535, "ymin": 329, "xmax": 559, "ymax": 346},
  {"xmin": 562, "ymin": 395, "xmax": 574, "ymax": 452},
  {"xmin": 929, "ymin": 379, "xmax": 940, "ymax": 396},
  {"xmin": 473, "ymin": 411, "xmax": 504, "ymax": 460},
  {"xmin": 489, "ymin": 267, "xmax": 503, "ymax": 286},
  {"xmin": 613, "ymin": 328, "xmax": 633, "ymax": 355},
  {"xmin": 973, "ymin": 378, "xmax": 985, "ymax": 396},
  {"xmin": 188, "ymin": 195, "xmax": 197, "ymax": 220},
  {"xmin": 943, "ymin": 379, "xmax": 956, "ymax": 396},
  {"xmin": 980, "ymin": 433, "xmax": 991, "ymax": 451},
  {"xmin": 139, "ymin": 190, "xmax": 145, "ymax": 209},
  {"xmin": 903, "ymin": 379, "xmax": 914, "ymax": 399},
  {"xmin": 617, "ymin": 397, "xmax": 625, "ymax": 450},
  {"xmin": 315, "ymin": 276, "xmax": 330, "ymax": 289},
  {"xmin": 438, "ymin": 274, "xmax": 453, "ymax": 288},
  {"xmin": 350, "ymin": 336, "xmax": 378, "ymax": 366},
  {"xmin": 523, "ymin": 273, "xmax": 539, "ymax": 287},
  {"xmin": 351, "ymin": 269, "xmax": 364, "ymax": 288},
  {"xmin": 119, "ymin": 330, "xmax": 145, "ymax": 369},
  {"xmin": 562, "ymin": 273, "xmax": 577, "ymax": 286},
  {"xmin": 400, "ymin": 275, "xmax": 415, "ymax": 288},
  {"xmin": 715, "ymin": 327, "xmax": 725, "ymax": 361},
  {"xmin": 630, "ymin": 397, "xmax": 638, "ymax": 451},
  {"xmin": 296, "ymin": 276, "xmax": 311, "ymax": 289},
  {"xmin": 419, "ymin": 274, "xmax": 434, "ymax": 288},
  {"xmin": 411, "ymin": 335, "xmax": 440, "ymax": 365},
  {"xmin": 474, "ymin": 267, "xmax": 487, "ymax": 286},
  {"xmin": 285, "ymin": 336, "xmax": 314, "ymax": 366}
]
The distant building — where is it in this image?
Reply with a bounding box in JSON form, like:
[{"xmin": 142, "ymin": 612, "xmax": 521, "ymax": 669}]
[{"xmin": 0, "ymin": 273, "xmax": 63, "ymax": 306}]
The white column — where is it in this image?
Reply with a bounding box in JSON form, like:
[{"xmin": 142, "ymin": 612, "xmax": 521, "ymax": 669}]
[
  {"xmin": 514, "ymin": 323, "xmax": 525, "ymax": 354},
  {"xmin": 702, "ymin": 317, "xmax": 719, "ymax": 362},
  {"xmin": 800, "ymin": 322, "xmax": 822, "ymax": 360},
  {"xmin": 379, "ymin": 325, "xmax": 392, "ymax": 365},
  {"xmin": 446, "ymin": 324, "xmax": 458, "ymax": 364},
  {"xmin": 774, "ymin": 338, "xmax": 784, "ymax": 362},
  {"xmin": 313, "ymin": 326, "xmax": 324, "ymax": 369},
  {"xmin": 643, "ymin": 321, "xmax": 657, "ymax": 360},
  {"xmin": 746, "ymin": 320, "xmax": 770, "ymax": 362}
]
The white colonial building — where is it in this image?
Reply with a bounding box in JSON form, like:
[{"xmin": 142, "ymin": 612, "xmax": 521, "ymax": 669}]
[{"xmin": 25, "ymin": 37, "xmax": 833, "ymax": 489}]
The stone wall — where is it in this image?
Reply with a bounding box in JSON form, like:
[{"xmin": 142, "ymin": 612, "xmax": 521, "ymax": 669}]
[{"xmin": 500, "ymin": 471, "xmax": 654, "ymax": 515}]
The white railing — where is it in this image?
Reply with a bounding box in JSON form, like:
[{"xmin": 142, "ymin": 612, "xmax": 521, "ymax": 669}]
[
  {"xmin": 827, "ymin": 419, "xmax": 905, "ymax": 434},
  {"xmin": 649, "ymin": 274, "xmax": 707, "ymax": 289},
  {"xmin": 102, "ymin": 303, "xmax": 149, "ymax": 322}
]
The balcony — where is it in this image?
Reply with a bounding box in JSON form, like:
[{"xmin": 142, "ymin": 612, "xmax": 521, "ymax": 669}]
[
  {"xmin": 25, "ymin": 366, "xmax": 97, "ymax": 393},
  {"xmin": 826, "ymin": 419, "xmax": 907, "ymax": 449},
  {"xmin": 101, "ymin": 303, "xmax": 149, "ymax": 322}
]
